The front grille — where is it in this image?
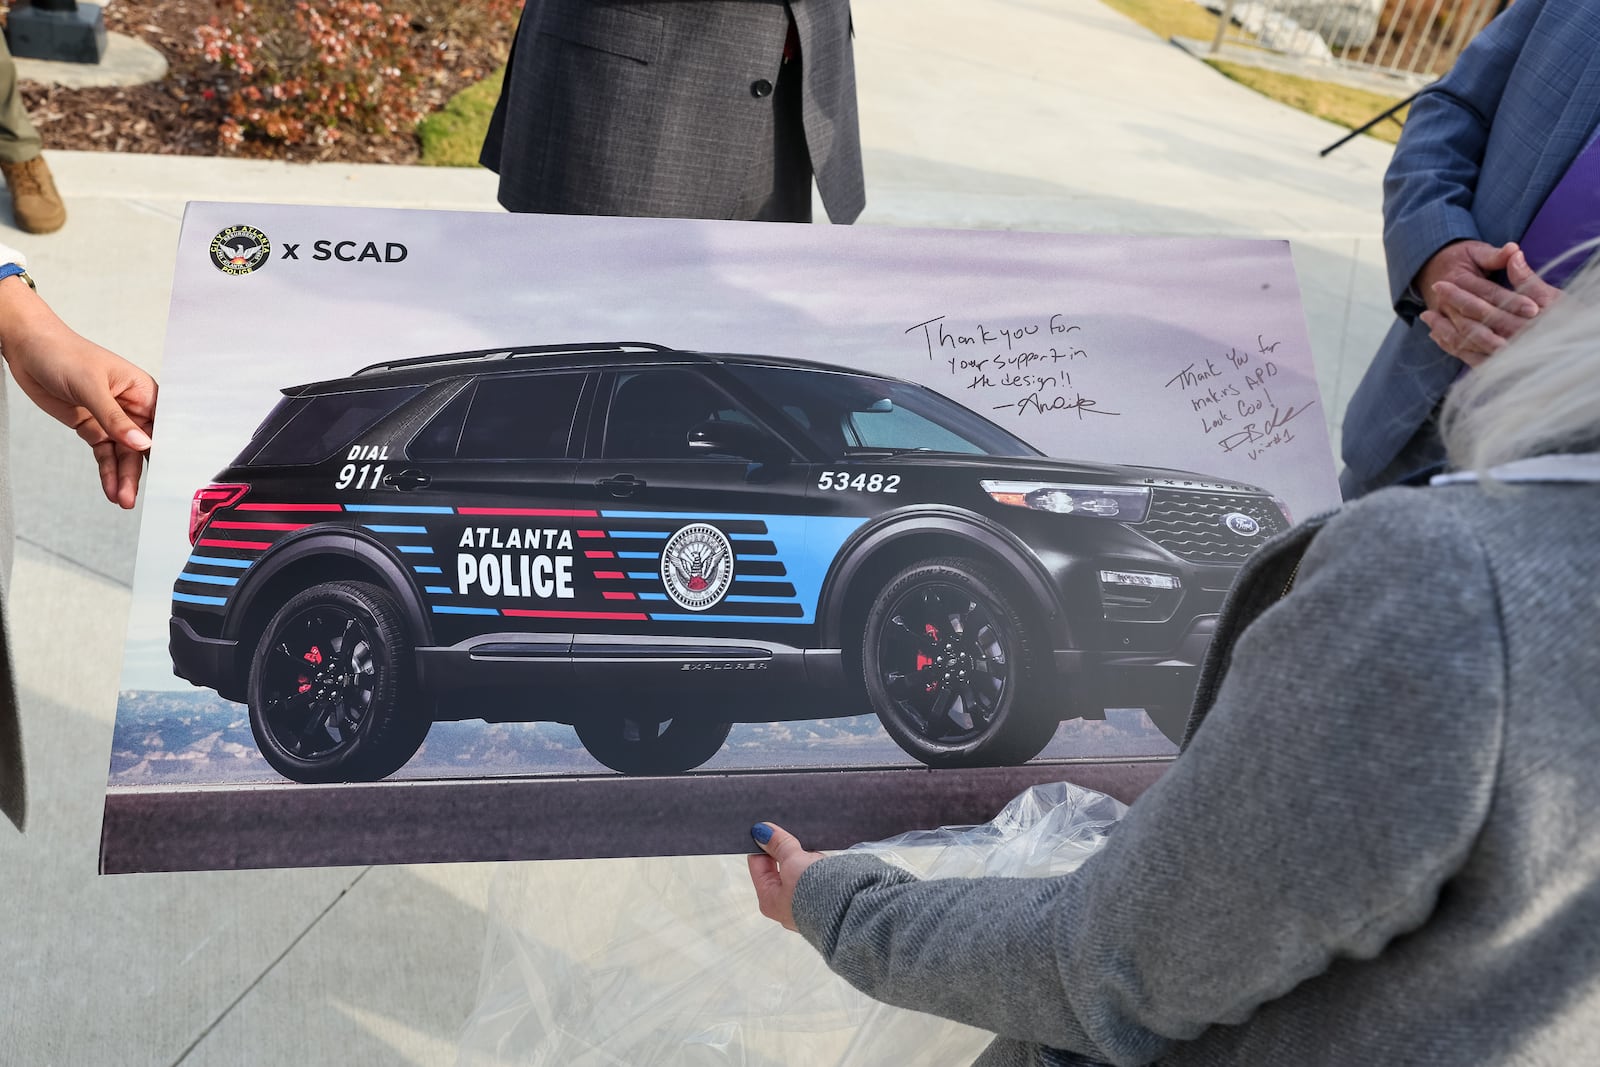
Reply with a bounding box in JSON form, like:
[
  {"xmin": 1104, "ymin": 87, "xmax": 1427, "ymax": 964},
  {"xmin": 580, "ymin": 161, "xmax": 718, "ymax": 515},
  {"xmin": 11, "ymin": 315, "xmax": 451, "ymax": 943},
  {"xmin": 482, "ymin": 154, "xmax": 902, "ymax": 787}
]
[{"xmin": 1139, "ymin": 490, "xmax": 1287, "ymax": 563}]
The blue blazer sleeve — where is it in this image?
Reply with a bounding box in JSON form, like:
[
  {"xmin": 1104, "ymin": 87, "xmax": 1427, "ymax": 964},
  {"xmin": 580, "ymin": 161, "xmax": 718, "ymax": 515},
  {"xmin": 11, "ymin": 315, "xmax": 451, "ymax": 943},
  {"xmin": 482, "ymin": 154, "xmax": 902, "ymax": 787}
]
[{"xmin": 1381, "ymin": 0, "xmax": 1547, "ymax": 316}]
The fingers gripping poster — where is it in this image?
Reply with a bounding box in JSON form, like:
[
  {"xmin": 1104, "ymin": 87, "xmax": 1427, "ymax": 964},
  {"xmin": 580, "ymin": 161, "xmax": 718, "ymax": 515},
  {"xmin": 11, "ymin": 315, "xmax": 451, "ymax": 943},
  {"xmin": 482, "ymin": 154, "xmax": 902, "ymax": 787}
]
[{"xmin": 102, "ymin": 204, "xmax": 1339, "ymax": 873}]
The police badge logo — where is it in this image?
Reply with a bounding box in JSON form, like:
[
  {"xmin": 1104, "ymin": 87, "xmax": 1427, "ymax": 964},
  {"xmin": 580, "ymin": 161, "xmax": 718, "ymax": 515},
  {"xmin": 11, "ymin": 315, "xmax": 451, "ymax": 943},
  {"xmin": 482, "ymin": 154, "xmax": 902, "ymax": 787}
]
[
  {"xmin": 661, "ymin": 522, "xmax": 735, "ymax": 611},
  {"xmin": 210, "ymin": 225, "xmax": 271, "ymax": 276}
]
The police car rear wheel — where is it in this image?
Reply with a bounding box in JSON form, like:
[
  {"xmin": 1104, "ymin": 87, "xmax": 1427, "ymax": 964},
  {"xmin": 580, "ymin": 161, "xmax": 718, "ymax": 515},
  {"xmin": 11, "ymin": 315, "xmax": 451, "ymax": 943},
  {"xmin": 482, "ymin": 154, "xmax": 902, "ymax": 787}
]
[
  {"xmin": 247, "ymin": 580, "xmax": 430, "ymax": 784},
  {"xmin": 573, "ymin": 714, "xmax": 732, "ymax": 776},
  {"xmin": 863, "ymin": 557, "xmax": 1059, "ymax": 768}
]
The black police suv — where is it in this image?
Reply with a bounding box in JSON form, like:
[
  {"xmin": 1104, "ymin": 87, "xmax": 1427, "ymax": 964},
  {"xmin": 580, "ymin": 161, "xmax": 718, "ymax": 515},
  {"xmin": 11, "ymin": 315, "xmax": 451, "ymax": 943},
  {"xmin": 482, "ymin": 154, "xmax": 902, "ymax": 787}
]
[{"xmin": 169, "ymin": 342, "xmax": 1289, "ymax": 783}]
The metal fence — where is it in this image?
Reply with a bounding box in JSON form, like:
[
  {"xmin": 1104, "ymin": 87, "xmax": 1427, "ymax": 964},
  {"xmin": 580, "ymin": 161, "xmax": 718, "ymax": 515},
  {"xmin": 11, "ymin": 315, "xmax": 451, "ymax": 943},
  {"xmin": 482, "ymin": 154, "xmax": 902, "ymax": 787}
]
[{"xmin": 1207, "ymin": 0, "xmax": 1505, "ymax": 88}]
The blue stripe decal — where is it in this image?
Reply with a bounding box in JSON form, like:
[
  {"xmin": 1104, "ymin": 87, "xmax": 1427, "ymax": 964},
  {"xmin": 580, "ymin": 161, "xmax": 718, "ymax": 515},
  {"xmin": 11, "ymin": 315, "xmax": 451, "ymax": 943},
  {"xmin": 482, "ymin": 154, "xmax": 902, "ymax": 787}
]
[
  {"xmin": 174, "ymin": 591, "xmax": 228, "ymax": 606},
  {"xmin": 735, "ymin": 553, "xmax": 775, "ymax": 561},
  {"xmin": 397, "ymin": 546, "xmax": 434, "ymax": 555},
  {"xmin": 364, "ymin": 524, "xmax": 428, "ymax": 534},
  {"xmin": 414, "ymin": 566, "xmax": 443, "ymax": 574},
  {"xmin": 648, "ymin": 613, "xmax": 805, "ymax": 624},
  {"xmin": 727, "ymin": 595, "xmax": 795, "ymax": 603},
  {"xmin": 736, "ymin": 574, "xmax": 790, "ymax": 583},
  {"xmin": 345, "ymin": 505, "xmax": 454, "ymax": 514},
  {"xmin": 729, "ymin": 534, "xmax": 771, "ymax": 541},
  {"xmin": 432, "ymin": 605, "xmax": 499, "ymax": 616},
  {"xmin": 605, "ymin": 530, "xmax": 672, "ymax": 539},
  {"xmin": 616, "ymin": 551, "xmax": 658, "ymax": 559},
  {"xmin": 600, "ymin": 510, "xmax": 780, "ymax": 523},
  {"xmin": 626, "ymin": 572, "xmax": 658, "ymax": 581},
  {"xmin": 188, "ymin": 554, "xmax": 253, "ymax": 569},
  {"xmin": 638, "ymin": 593, "xmax": 669, "ymax": 601},
  {"xmin": 180, "ymin": 571, "xmax": 239, "ymax": 587},
  {"xmin": 424, "ymin": 586, "xmax": 453, "ymax": 594}
]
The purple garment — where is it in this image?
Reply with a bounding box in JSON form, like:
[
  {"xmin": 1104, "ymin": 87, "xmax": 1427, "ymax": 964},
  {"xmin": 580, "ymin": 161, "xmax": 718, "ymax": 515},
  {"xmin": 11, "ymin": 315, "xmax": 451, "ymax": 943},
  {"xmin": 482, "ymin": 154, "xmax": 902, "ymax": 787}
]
[{"xmin": 1519, "ymin": 125, "xmax": 1600, "ymax": 287}]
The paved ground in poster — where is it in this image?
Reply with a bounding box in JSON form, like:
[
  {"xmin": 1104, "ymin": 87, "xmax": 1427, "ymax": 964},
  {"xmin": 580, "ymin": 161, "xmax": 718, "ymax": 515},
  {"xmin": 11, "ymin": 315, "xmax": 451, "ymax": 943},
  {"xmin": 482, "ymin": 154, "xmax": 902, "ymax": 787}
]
[{"xmin": 1, "ymin": 1, "xmax": 1397, "ymax": 1062}]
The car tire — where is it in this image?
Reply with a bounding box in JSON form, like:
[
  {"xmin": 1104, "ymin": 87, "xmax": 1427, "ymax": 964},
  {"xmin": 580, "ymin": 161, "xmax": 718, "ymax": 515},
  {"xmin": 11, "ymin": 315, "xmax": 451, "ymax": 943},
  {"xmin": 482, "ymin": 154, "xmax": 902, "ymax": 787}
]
[
  {"xmin": 573, "ymin": 713, "xmax": 733, "ymax": 776},
  {"xmin": 862, "ymin": 557, "xmax": 1060, "ymax": 768},
  {"xmin": 247, "ymin": 580, "xmax": 430, "ymax": 784},
  {"xmin": 1144, "ymin": 705, "xmax": 1190, "ymax": 747}
]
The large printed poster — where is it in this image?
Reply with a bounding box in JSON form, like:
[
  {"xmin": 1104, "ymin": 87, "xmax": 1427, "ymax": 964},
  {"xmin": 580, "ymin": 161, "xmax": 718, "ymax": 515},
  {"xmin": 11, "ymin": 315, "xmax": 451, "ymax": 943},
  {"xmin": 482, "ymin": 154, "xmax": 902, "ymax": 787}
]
[{"xmin": 102, "ymin": 204, "xmax": 1340, "ymax": 872}]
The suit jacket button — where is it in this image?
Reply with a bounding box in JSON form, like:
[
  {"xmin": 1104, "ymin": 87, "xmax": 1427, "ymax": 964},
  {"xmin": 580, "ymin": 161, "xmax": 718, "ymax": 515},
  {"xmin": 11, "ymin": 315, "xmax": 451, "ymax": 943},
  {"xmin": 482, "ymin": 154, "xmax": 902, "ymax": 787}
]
[{"xmin": 751, "ymin": 79, "xmax": 774, "ymax": 98}]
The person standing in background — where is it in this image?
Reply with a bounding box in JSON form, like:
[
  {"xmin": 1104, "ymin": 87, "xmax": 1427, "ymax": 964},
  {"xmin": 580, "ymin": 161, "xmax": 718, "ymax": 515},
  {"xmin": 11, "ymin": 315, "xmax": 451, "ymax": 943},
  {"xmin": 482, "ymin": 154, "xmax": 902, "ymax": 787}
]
[
  {"xmin": 1339, "ymin": 0, "xmax": 1599, "ymax": 498},
  {"xmin": 0, "ymin": 242, "xmax": 156, "ymax": 829},
  {"xmin": 0, "ymin": 34, "xmax": 65, "ymax": 234},
  {"xmin": 480, "ymin": 0, "xmax": 864, "ymax": 224}
]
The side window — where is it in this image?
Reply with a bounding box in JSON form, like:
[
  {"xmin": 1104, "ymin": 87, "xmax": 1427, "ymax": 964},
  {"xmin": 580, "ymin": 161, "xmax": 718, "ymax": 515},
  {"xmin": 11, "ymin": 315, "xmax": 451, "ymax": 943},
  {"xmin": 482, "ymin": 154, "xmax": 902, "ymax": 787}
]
[
  {"xmin": 456, "ymin": 373, "xmax": 586, "ymax": 461},
  {"xmin": 603, "ymin": 368, "xmax": 753, "ymax": 460},
  {"xmin": 407, "ymin": 384, "xmax": 475, "ymax": 460},
  {"xmin": 845, "ymin": 405, "xmax": 984, "ymax": 454},
  {"xmin": 247, "ymin": 385, "xmax": 424, "ymax": 466}
]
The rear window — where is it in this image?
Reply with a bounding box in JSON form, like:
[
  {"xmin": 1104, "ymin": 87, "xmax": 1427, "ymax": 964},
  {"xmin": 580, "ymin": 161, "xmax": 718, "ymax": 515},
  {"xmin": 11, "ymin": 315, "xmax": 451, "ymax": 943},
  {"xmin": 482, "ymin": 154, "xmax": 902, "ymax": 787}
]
[{"xmin": 242, "ymin": 385, "xmax": 424, "ymax": 466}]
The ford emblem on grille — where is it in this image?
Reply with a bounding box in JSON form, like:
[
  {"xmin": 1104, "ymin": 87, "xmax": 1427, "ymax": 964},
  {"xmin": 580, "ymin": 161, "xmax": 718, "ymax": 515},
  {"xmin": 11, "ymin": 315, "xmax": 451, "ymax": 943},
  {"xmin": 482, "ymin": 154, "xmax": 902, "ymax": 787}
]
[{"xmin": 1223, "ymin": 512, "xmax": 1261, "ymax": 537}]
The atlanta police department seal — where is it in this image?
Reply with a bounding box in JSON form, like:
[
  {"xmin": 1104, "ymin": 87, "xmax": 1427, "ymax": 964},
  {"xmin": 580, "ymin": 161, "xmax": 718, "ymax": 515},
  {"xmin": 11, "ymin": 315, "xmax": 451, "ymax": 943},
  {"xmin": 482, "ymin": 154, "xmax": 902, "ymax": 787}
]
[
  {"xmin": 210, "ymin": 225, "xmax": 271, "ymax": 276},
  {"xmin": 661, "ymin": 523, "xmax": 735, "ymax": 612}
]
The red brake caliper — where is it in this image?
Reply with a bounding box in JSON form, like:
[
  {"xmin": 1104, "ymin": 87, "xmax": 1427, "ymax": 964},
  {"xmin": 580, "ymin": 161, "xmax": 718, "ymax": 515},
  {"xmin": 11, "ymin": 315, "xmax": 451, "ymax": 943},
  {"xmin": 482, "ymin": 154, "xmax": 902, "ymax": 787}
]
[
  {"xmin": 297, "ymin": 645, "xmax": 323, "ymax": 694},
  {"xmin": 918, "ymin": 624, "xmax": 940, "ymax": 691}
]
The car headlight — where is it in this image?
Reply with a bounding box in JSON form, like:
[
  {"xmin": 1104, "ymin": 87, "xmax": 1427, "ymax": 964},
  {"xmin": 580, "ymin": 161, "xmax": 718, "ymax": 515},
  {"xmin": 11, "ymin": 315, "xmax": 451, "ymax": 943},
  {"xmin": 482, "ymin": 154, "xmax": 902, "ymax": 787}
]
[{"xmin": 980, "ymin": 480, "xmax": 1151, "ymax": 522}]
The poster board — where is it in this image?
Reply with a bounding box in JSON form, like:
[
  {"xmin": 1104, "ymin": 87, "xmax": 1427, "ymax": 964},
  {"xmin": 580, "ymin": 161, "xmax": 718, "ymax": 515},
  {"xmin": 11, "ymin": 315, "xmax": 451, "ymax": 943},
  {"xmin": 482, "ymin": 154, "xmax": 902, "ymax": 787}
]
[{"xmin": 100, "ymin": 204, "xmax": 1339, "ymax": 872}]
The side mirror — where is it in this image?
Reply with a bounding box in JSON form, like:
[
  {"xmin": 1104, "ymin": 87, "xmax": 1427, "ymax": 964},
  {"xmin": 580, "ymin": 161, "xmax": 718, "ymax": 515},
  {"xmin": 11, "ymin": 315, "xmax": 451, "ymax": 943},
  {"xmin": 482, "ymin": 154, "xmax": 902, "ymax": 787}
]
[{"xmin": 687, "ymin": 420, "xmax": 787, "ymax": 464}]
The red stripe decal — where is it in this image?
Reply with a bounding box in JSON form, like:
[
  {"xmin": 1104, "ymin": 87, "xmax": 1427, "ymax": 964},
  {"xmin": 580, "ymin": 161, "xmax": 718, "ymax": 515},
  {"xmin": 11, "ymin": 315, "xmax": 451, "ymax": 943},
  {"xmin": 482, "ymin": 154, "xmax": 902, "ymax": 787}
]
[
  {"xmin": 592, "ymin": 571, "xmax": 626, "ymax": 580},
  {"xmin": 457, "ymin": 507, "xmax": 599, "ymax": 517},
  {"xmin": 210, "ymin": 520, "xmax": 309, "ymax": 531},
  {"xmin": 577, "ymin": 530, "xmax": 606, "ymax": 539},
  {"xmin": 502, "ymin": 609, "xmax": 650, "ymax": 621},
  {"xmin": 584, "ymin": 551, "xmax": 615, "ymax": 559},
  {"xmin": 601, "ymin": 591, "xmax": 637, "ymax": 601},
  {"xmin": 234, "ymin": 503, "xmax": 342, "ymax": 512},
  {"xmin": 198, "ymin": 538, "xmax": 271, "ymax": 550}
]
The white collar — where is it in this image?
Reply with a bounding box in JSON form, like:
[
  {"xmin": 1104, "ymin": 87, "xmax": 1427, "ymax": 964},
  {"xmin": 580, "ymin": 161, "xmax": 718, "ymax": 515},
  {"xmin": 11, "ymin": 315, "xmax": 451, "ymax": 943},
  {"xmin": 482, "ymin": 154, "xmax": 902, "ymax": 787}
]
[{"xmin": 1430, "ymin": 451, "xmax": 1600, "ymax": 485}]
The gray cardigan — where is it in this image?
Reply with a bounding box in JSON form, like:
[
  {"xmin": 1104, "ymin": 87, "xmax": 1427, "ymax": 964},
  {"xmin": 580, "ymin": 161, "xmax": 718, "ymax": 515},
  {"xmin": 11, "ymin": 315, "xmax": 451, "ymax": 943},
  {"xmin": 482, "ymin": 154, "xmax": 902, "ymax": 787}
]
[{"xmin": 793, "ymin": 481, "xmax": 1600, "ymax": 1065}]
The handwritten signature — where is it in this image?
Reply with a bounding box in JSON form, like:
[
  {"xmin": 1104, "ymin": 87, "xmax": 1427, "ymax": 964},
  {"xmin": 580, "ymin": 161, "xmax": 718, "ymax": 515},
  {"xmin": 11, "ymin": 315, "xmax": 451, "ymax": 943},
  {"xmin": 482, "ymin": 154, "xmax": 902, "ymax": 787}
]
[
  {"xmin": 994, "ymin": 390, "xmax": 1122, "ymax": 419},
  {"xmin": 1217, "ymin": 400, "xmax": 1316, "ymax": 455}
]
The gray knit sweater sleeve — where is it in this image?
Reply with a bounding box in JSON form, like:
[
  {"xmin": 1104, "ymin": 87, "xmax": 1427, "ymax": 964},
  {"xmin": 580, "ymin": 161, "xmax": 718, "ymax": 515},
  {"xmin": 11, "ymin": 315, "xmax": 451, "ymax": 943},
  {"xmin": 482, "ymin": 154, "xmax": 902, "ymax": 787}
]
[{"xmin": 791, "ymin": 491, "xmax": 1507, "ymax": 1066}]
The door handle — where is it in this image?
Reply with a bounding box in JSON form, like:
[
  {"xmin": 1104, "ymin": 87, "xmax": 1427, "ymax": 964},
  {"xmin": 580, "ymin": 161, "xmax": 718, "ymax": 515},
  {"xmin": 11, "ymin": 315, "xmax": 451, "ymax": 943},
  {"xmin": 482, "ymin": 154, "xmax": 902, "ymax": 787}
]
[
  {"xmin": 383, "ymin": 468, "xmax": 432, "ymax": 491},
  {"xmin": 596, "ymin": 474, "xmax": 646, "ymax": 498}
]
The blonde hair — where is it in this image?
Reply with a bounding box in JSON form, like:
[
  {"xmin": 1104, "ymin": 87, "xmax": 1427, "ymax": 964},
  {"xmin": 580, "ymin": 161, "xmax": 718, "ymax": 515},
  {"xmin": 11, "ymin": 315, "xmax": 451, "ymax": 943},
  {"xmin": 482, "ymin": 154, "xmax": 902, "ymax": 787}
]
[{"xmin": 1439, "ymin": 243, "xmax": 1600, "ymax": 473}]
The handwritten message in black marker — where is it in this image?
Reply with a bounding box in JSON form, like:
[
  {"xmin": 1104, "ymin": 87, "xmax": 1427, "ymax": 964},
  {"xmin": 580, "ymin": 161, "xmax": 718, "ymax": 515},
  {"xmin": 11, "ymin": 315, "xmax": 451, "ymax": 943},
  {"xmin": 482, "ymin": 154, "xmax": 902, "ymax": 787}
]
[
  {"xmin": 1163, "ymin": 335, "xmax": 1316, "ymax": 462},
  {"xmin": 904, "ymin": 314, "xmax": 1121, "ymax": 423}
]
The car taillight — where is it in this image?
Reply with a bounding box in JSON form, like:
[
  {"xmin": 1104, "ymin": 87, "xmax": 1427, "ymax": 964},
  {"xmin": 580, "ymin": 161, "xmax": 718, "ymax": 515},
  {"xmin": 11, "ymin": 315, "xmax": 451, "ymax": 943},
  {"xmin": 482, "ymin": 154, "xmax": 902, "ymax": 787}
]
[{"xmin": 190, "ymin": 484, "xmax": 250, "ymax": 544}]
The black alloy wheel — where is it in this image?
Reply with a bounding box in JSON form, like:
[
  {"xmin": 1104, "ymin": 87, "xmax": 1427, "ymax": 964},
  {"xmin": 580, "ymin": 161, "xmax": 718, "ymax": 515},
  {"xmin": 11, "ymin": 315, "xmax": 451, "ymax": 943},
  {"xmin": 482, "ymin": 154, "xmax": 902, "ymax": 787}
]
[
  {"xmin": 1144, "ymin": 705, "xmax": 1190, "ymax": 747},
  {"xmin": 247, "ymin": 580, "xmax": 429, "ymax": 783},
  {"xmin": 863, "ymin": 557, "xmax": 1059, "ymax": 767},
  {"xmin": 573, "ymin": 713, "xmax": 733, "ymax": 776}
]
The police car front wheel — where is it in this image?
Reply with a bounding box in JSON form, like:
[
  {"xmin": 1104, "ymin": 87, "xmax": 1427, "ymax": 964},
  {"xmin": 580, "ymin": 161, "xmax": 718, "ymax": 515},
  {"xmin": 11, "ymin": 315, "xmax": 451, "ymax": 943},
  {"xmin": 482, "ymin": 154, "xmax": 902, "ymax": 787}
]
[{"xmin": 863, "ymin": 557, "xmax": 1059, "ymax": 768}]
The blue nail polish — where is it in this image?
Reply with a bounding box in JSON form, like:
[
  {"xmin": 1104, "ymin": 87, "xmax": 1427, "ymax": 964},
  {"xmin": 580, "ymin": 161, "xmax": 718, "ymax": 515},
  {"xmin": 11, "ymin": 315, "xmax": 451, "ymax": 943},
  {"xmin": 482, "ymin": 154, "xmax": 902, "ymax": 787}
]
[{"xmin": 750, "ymin": 823, "xmax": 773, "ymax": 845}]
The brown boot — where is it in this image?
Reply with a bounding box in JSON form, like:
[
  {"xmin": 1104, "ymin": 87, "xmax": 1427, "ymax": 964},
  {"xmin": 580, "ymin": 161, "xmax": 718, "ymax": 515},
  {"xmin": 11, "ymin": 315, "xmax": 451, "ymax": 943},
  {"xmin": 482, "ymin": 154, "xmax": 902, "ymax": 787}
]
[{"xmin": 0, "ymin": 156, "xmax": 66, "ymax": 235}]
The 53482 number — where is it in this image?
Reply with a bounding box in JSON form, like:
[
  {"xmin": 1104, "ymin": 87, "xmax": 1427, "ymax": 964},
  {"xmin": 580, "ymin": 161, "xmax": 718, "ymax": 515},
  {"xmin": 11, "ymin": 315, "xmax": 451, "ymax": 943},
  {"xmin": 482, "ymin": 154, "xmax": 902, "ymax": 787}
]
[{"xmin": 817, "ymin": 472, "xmax": 899, "ymax": 493}]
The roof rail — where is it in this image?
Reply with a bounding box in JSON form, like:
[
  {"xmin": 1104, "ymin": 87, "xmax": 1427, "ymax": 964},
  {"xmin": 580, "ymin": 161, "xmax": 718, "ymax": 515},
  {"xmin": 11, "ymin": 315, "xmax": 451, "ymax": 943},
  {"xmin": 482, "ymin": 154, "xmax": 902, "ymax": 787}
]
[{"xmin": 351, "ymin": 341, "xmax": 676, "ymax": 377}]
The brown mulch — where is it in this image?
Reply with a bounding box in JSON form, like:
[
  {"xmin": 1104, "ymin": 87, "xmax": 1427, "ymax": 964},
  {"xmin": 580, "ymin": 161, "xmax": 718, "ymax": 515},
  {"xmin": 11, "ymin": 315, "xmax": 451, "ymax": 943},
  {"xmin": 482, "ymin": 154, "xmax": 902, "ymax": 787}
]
[{"xmin": 16, "ymin": 0, "xmax": 512, "ymax": 163}]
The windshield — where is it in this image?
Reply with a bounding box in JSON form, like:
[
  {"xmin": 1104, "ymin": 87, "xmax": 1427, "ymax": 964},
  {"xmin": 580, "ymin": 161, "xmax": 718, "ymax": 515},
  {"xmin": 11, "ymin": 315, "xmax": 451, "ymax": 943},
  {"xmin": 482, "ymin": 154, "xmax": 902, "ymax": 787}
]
[{"xmin": 720, "ymin": 363, "xmax": 1040, "ymax": 459}]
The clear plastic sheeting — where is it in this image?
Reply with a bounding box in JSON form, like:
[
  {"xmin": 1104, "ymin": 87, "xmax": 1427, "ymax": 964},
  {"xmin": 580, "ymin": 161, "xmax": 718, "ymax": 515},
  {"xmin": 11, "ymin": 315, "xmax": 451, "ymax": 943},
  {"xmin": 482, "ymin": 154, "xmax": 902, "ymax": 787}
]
[{"xmin": 457, "ymin": 781, "xmax": 1126, "ymax": 1067}]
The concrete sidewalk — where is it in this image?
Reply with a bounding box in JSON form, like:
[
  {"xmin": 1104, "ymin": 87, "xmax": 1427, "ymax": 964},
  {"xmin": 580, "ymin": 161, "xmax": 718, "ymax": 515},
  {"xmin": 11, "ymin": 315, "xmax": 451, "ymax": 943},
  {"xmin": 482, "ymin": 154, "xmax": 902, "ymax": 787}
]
[{"xmin": 0, "ymin": 1, "xmax": 1396, "ymax": 1063}]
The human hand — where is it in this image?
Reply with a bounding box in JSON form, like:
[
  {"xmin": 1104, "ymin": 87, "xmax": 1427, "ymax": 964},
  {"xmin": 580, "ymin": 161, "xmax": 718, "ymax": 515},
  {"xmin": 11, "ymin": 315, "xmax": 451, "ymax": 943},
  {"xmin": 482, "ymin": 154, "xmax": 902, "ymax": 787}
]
[
  {"xmin": 748, "ymin": 821, "xmax": 826, "ymax": 932},
  {"xmin": 0, "ymin": 279, "xmax": 156, "ymax": 508},
  {"xmin": 1421, "ymin": 244, "xmax": 1562, "ymax": 368},
  {"xmin": 1414, "ymin": 240, "xmax": 1541, "ymax": 365}
]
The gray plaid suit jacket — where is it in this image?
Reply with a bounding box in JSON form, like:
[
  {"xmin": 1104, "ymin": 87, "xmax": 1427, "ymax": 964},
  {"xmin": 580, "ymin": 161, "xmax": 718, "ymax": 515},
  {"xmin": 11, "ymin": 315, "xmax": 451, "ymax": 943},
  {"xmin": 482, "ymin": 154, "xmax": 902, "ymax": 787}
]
[
  {"xmin": 1341, "ymin": 0, "xmax": 1600, "ymax": 492},
  {"xmin": 480, "ymin": 0, "xmax": 865, "ymax": 223}
]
